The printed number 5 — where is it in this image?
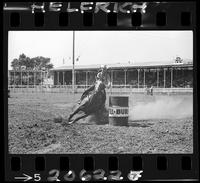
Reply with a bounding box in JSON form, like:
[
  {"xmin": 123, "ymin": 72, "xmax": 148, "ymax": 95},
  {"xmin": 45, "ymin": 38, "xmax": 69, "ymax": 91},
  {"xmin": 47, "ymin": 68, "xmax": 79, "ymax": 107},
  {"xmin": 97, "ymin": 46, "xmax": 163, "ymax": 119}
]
[{"xmin": 34, "ymin": 174, "xmax": 41, "ymax": 181}]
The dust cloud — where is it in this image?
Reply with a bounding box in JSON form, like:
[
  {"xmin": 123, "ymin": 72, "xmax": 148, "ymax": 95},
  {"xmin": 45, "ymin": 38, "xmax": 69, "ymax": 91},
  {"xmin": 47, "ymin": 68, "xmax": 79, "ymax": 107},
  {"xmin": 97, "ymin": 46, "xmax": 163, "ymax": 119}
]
[{"xmin": 129, "ymin": 96, "xmax": 193, "ymax": 120}]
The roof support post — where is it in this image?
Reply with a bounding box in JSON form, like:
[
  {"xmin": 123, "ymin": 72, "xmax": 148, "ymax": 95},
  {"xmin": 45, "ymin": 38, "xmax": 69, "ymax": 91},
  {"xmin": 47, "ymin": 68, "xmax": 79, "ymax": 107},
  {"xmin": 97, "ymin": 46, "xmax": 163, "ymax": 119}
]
[
  {"xmin": 164, "ymin": 68, "xmax": 166, "ymax": 88},
  {"xmin": 143, "ymin": 69, "xmax": 146, "ymax": 88},
  {"xmin": 157, "ymin": 69, "xmax": 159, "ymax": 88},
  {"xmin": 124, "ymin": 69, "xmax": 127, "ymax": 87},
  {"xmin": 137, "ymin": 69, "xmax": 140, "ymax": 89},
  {"xmin": 63, "ymin": 71, "xmax": 65, "ymax": 85},
  {"xmin": 57, "ymin": 71, "xmax": 59, "ymax": 85},
  {"xmin": 171, "ymin": 68, "xmax": 173, "ymax": 88}
]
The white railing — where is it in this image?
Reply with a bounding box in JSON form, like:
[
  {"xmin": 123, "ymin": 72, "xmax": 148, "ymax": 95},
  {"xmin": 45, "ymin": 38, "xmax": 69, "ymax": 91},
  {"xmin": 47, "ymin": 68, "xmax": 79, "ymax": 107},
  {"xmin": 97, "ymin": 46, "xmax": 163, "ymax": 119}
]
[{"xmin": 8, "ymin": 84, "xmax": 193, "ymax": 93}]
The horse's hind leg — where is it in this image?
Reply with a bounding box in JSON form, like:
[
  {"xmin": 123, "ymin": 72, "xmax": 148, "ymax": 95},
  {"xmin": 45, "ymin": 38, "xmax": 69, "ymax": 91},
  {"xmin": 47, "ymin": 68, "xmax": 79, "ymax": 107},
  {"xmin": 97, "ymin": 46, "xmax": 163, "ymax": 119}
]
[{"xmin": 68, "ymin": 113, "xmax": 89, "ymax": 124}]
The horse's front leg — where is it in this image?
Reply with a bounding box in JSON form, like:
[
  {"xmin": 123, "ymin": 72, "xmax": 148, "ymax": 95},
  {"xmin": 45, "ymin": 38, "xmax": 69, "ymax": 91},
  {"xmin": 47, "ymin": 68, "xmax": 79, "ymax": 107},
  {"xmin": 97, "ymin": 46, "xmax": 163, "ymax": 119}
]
[
  {"xmin": 68, "ymin": 105, "xmax": 82, "ymax": 122},
  {"xmin": 68, "ymin": 113, "xmax": 89, "ymax": 124}
]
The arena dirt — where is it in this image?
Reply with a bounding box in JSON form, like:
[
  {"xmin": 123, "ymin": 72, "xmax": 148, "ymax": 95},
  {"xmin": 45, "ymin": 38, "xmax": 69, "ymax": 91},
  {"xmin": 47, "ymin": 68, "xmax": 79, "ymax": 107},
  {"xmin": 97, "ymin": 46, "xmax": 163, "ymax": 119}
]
[{"xmin": 8, "ymin": 92, "xmax": 193, "ymax": 154}]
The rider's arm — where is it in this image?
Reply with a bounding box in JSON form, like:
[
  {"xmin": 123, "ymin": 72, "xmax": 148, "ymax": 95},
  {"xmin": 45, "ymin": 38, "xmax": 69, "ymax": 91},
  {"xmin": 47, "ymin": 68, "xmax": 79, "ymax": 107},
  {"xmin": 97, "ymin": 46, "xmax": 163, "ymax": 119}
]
[
  {"xmin": 106, "ymin": 74, "xmax": 111, "ymax": 88},
  {"xmin": 95, "ymin": 82, "xmax": 106, "ymax": 92}
]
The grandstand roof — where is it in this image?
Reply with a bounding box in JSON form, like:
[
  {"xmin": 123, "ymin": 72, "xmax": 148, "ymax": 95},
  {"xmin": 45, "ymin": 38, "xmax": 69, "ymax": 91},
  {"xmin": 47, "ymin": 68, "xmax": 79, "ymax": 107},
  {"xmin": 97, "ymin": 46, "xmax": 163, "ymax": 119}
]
[{"xmin": 51, "ymin": 60, "xmax": 193, "ymax": 71}]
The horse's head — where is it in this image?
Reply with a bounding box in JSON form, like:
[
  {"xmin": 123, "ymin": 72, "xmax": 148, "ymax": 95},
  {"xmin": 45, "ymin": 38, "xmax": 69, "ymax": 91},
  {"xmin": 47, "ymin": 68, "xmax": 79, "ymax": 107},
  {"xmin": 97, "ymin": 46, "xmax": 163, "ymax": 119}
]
[{"xmin": 96, "ymin": 65, "xmax": 109, "ymax": 82}]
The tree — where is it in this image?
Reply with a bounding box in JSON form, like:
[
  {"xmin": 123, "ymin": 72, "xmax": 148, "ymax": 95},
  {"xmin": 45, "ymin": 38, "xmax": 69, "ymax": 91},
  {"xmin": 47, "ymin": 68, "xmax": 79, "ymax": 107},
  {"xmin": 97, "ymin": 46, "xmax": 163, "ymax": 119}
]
[
  {"xmin": 31, "ymin": 56, "xmax": 53, "ymax": 71},
  {"xmin": 11, "ymin": 58, "xmax": 20, "ymax": 70},
  {"xmin": 11, "ymin": 54, "xmax": 54, "ymax": 71}
]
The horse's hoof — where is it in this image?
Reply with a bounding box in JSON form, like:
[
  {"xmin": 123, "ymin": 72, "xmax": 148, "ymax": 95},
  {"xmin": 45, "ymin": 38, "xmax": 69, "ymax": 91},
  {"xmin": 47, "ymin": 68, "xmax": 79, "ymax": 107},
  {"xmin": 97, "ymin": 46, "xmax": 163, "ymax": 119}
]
[
  {"xmin": 61, "ymin": 120, "xmax": 72, "ymax": 126},
  {"xmin": 68, "ymin": 120, "xmax": 76, "ymax": 125}
]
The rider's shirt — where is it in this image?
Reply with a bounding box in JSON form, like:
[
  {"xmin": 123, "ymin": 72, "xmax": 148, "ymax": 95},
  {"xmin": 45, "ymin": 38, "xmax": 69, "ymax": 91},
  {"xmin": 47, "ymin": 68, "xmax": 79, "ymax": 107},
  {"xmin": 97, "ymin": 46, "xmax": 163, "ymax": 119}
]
[{"xmin": 95, "ymin": 80, "xmax": 105, "ymax": 92}]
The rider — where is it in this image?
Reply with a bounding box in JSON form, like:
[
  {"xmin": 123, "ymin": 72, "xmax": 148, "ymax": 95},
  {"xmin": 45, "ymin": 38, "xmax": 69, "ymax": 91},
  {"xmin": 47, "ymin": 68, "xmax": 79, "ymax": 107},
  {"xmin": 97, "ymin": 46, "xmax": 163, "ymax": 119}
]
[{"xmin": 78, "ymin": 65, "xmax": 109, "ymax": 104}]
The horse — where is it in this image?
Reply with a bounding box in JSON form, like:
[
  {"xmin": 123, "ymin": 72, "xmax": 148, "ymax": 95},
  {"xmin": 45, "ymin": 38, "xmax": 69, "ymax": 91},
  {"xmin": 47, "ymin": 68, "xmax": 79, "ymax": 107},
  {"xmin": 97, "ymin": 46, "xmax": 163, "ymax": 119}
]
[{"xmin": 67, "ymin": 78, "xmax": 106, "ymax": 124}]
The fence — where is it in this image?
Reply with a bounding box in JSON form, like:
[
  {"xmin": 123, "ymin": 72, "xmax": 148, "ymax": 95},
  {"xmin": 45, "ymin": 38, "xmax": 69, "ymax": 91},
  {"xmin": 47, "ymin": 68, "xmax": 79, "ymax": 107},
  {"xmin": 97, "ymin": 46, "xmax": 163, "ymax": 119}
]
[{"xmin": 8, "ymin": 84, "xmax": 193, "ymax": 94}]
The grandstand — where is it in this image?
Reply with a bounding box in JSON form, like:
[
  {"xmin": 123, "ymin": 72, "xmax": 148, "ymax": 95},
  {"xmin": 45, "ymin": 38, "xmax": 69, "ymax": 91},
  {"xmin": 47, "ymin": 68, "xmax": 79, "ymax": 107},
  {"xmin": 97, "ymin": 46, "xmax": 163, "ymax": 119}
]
[
  {"xmin": 50, "ymin": 60, "xmax": 192, "ymax": 88},
  {"xmin": 8, "ymin": 59, "xmax": 193, "ymax": 93}
]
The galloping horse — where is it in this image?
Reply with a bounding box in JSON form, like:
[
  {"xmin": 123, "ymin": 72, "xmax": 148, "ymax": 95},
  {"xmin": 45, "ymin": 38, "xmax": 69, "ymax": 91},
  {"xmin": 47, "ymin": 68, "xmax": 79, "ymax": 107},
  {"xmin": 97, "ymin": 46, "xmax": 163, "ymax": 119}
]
[{"xmin": 67, "ymin": 66, "xmax": 108, "ymax": 124}]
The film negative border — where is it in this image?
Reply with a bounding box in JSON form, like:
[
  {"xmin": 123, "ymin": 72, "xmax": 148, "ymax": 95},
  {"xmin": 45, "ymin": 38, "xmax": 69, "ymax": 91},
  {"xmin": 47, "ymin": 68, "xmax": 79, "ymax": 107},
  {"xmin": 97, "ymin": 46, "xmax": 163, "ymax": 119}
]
[
  {"xmin": 5, "ymin": 154, "xmax": 198, "ymax": 181},
  {"xmin": 4, "ymin": 2, "xmax": 196, "ymax": 29},
  {"xmin": 3, "ymin": 1, "xmax": 199, "ymax": 182}
]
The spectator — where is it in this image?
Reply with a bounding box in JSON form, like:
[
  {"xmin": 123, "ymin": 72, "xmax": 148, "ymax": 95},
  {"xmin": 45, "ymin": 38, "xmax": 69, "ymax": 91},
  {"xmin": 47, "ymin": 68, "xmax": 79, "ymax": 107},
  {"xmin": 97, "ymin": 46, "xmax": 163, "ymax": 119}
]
[
  {"xmin": 150, "ymin": 85, "xmax": 154, "ymax": 95},
  {"xmin": 145, "ymin": 86, "xmax": 150, "ymax": 95}
]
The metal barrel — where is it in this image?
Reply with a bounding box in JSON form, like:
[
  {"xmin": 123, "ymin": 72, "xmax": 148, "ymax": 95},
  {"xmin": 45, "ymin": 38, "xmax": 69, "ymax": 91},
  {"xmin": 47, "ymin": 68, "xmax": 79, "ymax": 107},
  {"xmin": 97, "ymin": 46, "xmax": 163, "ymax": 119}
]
[{"xmin": 108, "ymin": 96, "xmax": 129, "ymax": 126}]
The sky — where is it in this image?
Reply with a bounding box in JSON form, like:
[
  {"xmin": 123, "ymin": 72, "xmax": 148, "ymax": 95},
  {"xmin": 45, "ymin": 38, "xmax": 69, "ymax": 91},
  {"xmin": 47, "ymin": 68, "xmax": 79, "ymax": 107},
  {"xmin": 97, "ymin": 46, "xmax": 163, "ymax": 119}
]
[{"xmin": 8, "ymin": 31, "xmax": 193, "ymax": 70}]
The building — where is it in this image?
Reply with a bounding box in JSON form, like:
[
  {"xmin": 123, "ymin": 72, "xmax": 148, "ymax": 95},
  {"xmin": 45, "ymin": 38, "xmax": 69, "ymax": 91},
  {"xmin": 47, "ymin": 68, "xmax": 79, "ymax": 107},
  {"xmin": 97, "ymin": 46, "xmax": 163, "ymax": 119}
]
[{"xmin": 50, "ymin": 60, "xmax": 193, "ymax": 89}]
